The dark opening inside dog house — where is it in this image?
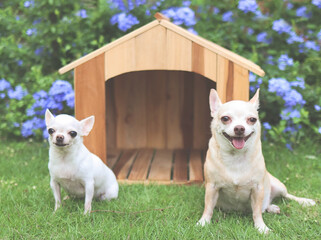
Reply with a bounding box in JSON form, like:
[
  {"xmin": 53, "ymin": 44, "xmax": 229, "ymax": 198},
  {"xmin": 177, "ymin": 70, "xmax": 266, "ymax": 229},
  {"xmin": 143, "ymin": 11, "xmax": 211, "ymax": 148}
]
[{"xmin": 58, "ymin": 14, "xmax": 264, "ymax": 184}]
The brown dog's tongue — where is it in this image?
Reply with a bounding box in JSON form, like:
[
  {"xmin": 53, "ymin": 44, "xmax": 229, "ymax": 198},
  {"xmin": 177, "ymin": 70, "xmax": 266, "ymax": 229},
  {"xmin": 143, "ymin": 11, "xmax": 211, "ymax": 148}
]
[{"xmin": 232, "ymin": 138, "xmax": 245, "ymax": 149}]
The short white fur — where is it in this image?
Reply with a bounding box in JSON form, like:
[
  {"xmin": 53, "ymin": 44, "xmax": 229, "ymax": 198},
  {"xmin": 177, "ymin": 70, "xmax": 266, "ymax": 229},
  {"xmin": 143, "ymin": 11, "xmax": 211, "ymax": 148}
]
[{"xmin": 45, "ymin": 109, "xmax": 119, "ymax": 214}]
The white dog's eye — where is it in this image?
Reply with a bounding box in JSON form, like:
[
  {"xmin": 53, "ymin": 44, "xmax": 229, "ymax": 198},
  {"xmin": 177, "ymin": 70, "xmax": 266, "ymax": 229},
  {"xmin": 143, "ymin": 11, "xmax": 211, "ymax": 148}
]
[
  {"xmin": 69, "ymin": 131, "xmax": 77, "ymax": 138},
  {"xmin": 221, "ymin": 116, "xmax": 231, "ymax": 124},
  {"xmin": 248, "ymin": 117, "xmax": 257, "ymax": 124},
  {"xmin": 48, "ymin": 128, "xmax": 55, "ymax": 135}
]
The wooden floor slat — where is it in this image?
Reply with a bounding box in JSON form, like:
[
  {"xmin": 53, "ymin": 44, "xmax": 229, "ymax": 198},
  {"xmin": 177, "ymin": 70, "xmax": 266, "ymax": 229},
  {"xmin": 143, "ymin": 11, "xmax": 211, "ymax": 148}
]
[
  {"xmin": 148, "ymin": 150, "xmax": 173, "ymax": 182},
  {"xmin": 128, "ymin": 149, "xmax": 154, "ymax": 181},
  {"xmin": 189, "ymin": 150, "xmax": 203, "ymax": 183},
  {"xmin": 107, "ymin": 149, "xmax": 122, "ymax": 169},
  {"xmin": 113, "ymin": 150, "xmax": 137, "ymax": 180},
  {"xmin": 173, "ymin": 150, "xmax": 188, "ymax": 183}
]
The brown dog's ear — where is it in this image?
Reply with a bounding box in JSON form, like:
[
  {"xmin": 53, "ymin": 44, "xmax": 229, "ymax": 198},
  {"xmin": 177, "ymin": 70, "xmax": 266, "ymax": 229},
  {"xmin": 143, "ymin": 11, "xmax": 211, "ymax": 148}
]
[
  {"xmin": 80, "ymin": 116, "xmax": 95, "ymax": 136},
  {"xmin": 249, "ymin": 89, "xmax": 260, "ymax": 110},
  {"xmin": 209, "ymin": 89, "xmax": 222, "ymax": 117},
  {"xmin": 45, "ymin": 109, "xmax": 55, "ymax": 127}
]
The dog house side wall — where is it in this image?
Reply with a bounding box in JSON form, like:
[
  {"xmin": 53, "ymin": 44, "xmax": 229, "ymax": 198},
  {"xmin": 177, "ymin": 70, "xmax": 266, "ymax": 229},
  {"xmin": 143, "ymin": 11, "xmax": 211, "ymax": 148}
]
[{"xmin": 74, "ymin": 54, "xmax": 107, "ymax": 164}]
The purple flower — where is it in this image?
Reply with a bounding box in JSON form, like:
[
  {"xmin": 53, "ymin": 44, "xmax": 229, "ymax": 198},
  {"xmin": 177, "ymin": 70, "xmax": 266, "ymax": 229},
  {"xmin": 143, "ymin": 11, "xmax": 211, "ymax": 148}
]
[
  {"xmin": 108, "ymin": 0, "xmax": 127, "ymax": 11},
  {"xmin": 162, "ymin": 6, "xmax": 196, "ymax": 27},
  {"xmin": 33, "ymin": 90, "xmax": 48, "ymax": 100},
  {"xmin": 304, "ymin": 41, "xmax": 320, "ymax": 51},
  {"xmin": 26, "ymin": 28, "xmax": 37, "ymax": 36},
  {"xmin": 296, "ymin": 6, "xmax": 311, "ymax": 18},
  {"xmin": 24, "ymin": 0, "xmax": 34, "ymax": 8},
  {"xmin": 312, "ymin": 0, "xmax": 321, "ymax": 8},
  {"xmin": 257, "ymin": 32, "xmax": 272, "ymax": 43},
  {"xmin": 238, "ymin": 0, "xmax": 258, "ymax": 14},
  {"xmin": 318, "ymin": 127, "xmax": 321, "ymax": 134},
  {"xmin": 76, "ymin": 9, "xmax": 88, "ymax": 19},
  {"xmin": 278, "ymin": 54, "xmax": 293, "ymax": 71},
  {"xmin": 314, "ymin": 105, "xmax": 321, "ymax": 111},
  {"xmin": 286, "ymin": 31, "xmax": 304, "ymax": 44},
  {"xmin": 0, "ymin": 78, "xmax": 11, "ymax": 91},
  {"xmin": 263, "ymin": 122, "xmax": 272, "ymax": 130},
  {"xmin": 317, "ymin": 30, "xmax": 321, "ymax": 40},
  {"xmin": 21, "ymin": 117, "xmax": 45, "ymax": 138},
  {"xmin": 283, "ymin": 90, "xmax": 305, "ymax": 107},
  {"xmin": 268, "ymin": 78, "xmax": 291, "ymax": 96},
  {"xmin": 286, "ymin": 143, "xmax": 293, "ymax": 151},
  {"xmin": 213, "ymin": 7, "xmax": 220, "ymax": 14},
  {"xmin": 7, "ymin": 85, "xmax": 28, "ymax": 100},
  {"xmin": 272, "ymin": 19, "xmax": 291, "ymax": 34},
  {"xmin": 110, "ymin": 13, "xmax": 139, "ymax": 32},
  {"xmin": 290, "ymin": 77, "xmax": 305, "ymax": 89},
  {"xmin": 222, "ymin": 11, "xmax": 234, "ymax": 22}
]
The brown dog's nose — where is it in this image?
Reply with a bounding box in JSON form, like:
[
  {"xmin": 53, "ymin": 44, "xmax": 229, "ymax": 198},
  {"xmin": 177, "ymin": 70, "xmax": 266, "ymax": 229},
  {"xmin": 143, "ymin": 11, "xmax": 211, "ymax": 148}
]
[
  {"xmin": 234, "ymin": 125, "xmax": 245, "ymax": 135},
  {"xmin": 56, "ymin": 135, "xmax": 64, "ymax": 143}
]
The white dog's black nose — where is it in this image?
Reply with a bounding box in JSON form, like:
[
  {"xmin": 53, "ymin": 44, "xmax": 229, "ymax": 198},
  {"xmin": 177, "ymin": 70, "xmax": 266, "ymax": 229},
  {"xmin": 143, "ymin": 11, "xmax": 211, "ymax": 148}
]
[
  {"xmin": 56, "ymin": 135, "xmax": 64, "ymax": 143},
  {"xmin": 234, "ymin": 125, "xmax": 245, "ymax": 135}
]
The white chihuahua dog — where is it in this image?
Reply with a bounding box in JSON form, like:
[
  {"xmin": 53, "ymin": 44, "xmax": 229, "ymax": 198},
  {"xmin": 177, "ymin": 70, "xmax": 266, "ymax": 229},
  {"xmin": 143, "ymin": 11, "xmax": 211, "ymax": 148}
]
[
  {"xmin": 45, "ymin": 109, "xmax": 118, "ymax": 214},
  {"xmin": 198, "ymin": 89, "xmax": 315, "ymax": 234}
]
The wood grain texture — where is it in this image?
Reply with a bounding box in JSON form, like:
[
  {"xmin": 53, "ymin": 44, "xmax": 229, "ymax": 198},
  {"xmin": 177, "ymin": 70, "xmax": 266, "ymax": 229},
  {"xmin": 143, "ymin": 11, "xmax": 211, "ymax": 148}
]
[
  {"xmin": 173, "ymin": 150, "xmax": 188, "ymax": 183},
  {"xmin": 106, "ymin": 79, "xmax": 116, "ymax": 149},
  {"xmin": 166, "ymin": 30, "xmax": 192, "ymax": 71},
  {"xmin": 233, "ymin": 63, "xmax": 249, "ymax": 101},
  {"xmin": 146, "ymin": 71, "xmax": 167, "ymax": 148},
  {"xmin": 204, "ymin": 49, "xmax": 217, "ymax": 82},
  {"xmin": 148, "ymin": 150, "xmax": 173, "ymax": 182},
  {"xmin": 216, "ymin": 56, "xmax": 230, "ymax": 103},
  {"xmin": 189, "ymin": 150, "xmax": 203, "ymax": 182},
  {"xmin": 113, "ymin": 150, "xmax": 137, "ymax": 180},
  {"xmin": 128, "ymin": 149, "xmax": 154, "ymax": 181},
  {"xmin": 74, "ymin": 54, "xmax": 107, "ymax": 163},
  {"xmin": 106, "ymin": 148, "xmax": 121, "ymax": 169},
  {"xmin": 192, "ymin": 42, "xmax": 205, "ymax": 76},
  {"xmin": 114, "ymin": 72, "xmax": 147, "ymax": 148},
  {"xmin": 135, "ymin": 25, "xmax": 166, "ymax": 71},
  {"xmin": 105, "ymin": 39, "xmax": 135, "ymax": 80}
]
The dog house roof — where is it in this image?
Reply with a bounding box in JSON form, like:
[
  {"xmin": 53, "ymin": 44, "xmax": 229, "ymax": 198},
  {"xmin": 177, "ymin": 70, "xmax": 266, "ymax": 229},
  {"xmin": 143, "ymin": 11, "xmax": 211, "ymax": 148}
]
[{"xmin": 59, "ymin": 13, "xmax": 265, "ymax": 80}]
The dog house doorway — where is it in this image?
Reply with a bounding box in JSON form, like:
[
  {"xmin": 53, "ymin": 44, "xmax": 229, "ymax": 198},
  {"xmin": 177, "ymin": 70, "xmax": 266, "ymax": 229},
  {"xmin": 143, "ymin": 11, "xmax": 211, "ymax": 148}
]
[{"xmin": 105, "ymin": 70, "xmax": 215, "ymax": 184}]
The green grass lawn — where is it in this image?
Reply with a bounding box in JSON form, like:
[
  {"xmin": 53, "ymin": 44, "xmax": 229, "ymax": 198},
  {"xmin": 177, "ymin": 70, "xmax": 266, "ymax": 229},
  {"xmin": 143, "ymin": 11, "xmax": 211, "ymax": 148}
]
[{"xmin": 0, "ymin": 140, "xmax": 320, "ymax": 239}]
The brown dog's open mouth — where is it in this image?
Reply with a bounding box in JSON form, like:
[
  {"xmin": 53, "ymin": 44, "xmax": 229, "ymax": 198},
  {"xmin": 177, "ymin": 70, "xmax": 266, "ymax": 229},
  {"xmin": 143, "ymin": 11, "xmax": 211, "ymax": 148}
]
[{"xmin": 223, "ymin": 132, "xmax": 253, "ymax": 149}]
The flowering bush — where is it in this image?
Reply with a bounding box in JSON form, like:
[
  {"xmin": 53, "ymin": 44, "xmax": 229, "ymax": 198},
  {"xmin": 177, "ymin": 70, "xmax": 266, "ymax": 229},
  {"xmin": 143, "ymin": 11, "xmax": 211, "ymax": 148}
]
[{"xmin": 0, "ymin": 0, "xmax": 320, "ymax": 149}]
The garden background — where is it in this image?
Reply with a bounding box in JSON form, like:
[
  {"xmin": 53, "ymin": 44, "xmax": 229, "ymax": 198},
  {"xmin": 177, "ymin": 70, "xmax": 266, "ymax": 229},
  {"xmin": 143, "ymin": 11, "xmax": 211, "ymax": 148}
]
[
  {"xmin": 0, "ymin": 0, "xmax": 321, "ymax": 149},
  {"xmin": 1, "ymin": 0, "xmax": 321, "ymax": 149},
  {"xmin": 1, "ymin": 1, "xmax": 321, "ymax": 239}
]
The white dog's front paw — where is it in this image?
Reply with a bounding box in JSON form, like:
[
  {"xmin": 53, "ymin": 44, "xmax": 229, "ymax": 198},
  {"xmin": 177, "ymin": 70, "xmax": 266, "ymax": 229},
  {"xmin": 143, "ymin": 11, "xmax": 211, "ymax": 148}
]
[
  {"xmin": 84, "ymin": 203, "xmax": 92, "ymax": 215},
  {"xmin": 255, "ymin": 223, "xmax": 270, "ymax": 234},
  {"xmin": 197, "ymin": 217, "xmax": 211, "ymax": 227},
  {"xmin": 300, "ymin": 198, "xmax": 316, "ymax": 207},
  {"xmin": 267, "ymin": 204, "xmax": 280, "ymax": 214}
]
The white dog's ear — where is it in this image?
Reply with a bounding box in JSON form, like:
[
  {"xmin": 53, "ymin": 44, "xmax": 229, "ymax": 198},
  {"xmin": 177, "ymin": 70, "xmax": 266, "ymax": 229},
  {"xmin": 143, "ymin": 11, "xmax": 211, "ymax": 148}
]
[
  {"xmin": 209, "ymin": 89, "xmax": 222, "ymax": 117},
  {"xmin": 45, "ymin": 109, "xmax": 55, "ymax": 127},
  {"xmin": 80, "ymin": 116, "xmax": 95, "ymax": 136},
  {"xmin": 249, "ymin": 88, "xmax": 260, "ymax": 110}
]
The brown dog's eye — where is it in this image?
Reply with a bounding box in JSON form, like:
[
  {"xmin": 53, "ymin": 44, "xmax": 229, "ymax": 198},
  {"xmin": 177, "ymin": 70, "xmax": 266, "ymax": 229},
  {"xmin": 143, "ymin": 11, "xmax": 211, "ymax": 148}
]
[
  {"xmin": 248, "ymin": 117, "xmax": 257, "ymax": 124},
  {"xmin": 221, "ymin": 116, "xmax": 230, "ymax": 124},
  {"xmin": 69, "ymin": 131, "xmax": 77, "ymax": 138},
  {"xmin": 48, "ymin": 128, "xmax": 55, "ymax": 135}
]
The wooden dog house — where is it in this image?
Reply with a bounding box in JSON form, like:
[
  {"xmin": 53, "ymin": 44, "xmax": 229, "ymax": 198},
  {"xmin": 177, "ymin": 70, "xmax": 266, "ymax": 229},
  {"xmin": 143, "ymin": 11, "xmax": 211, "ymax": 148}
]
[{"xmin": 59, "ymin": 13, "xmax": 265, "ymax": 184}]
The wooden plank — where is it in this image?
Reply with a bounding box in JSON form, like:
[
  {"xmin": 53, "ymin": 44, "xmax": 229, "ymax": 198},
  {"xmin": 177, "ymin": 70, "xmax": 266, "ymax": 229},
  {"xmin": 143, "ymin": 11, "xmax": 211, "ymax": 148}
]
[
  {"xmin": 128, "ymin": 149, "xmax": 154, "ymax": 181},
  {"xmin": 105, "ymin": 38, "xmax": 135, "ymax": 80},
  {"xmin": 106, "ymin": 79, "xmax": 116, "ymax": 149},
  {"xmin": 74, "ymin": 54, "xmax": 107, "ymax": 164},
  {"xmin": 193, "ymin": 74, "xmax": 212, "ymax": 149},
  {"xmin": 217, "ymin": 56, "xmax": 234, "ymax": 103},
  {"xmin": 181, "ymin": 73, "xmax": 194, "ymax": 149},
  {"xmin": 59, "ymin": 20, "xmax": 159, "ymax": 75},
  {"xmin": 148, "ymin": 150, "xmax": 173, "ymax": 182},
  {"xmin": 173, "ymin": 150, "xmax": 188, "ymax": 183},
  {"xmin": 159, "ymin": 20, "xmax": 265, "ymax": 77},
  {"xmin": 204, "ymin": 48, "xmax": 217, "ymax": 82},
  {"xmin": 113, "ymin": 150, "xmax": 137, "ymax": 180},
  {"xmin": 146, "ymin": 71, "xmax": 167, "ymax": 148},
  {"xmin": 189, "ymin": 150, "xmax": 204, "ymax": 183},
  {"xmin": 192, "ymin": 42, "xmax": 205, "ymax": 76},
  {"xmin": 106, "ymin": 149, "xmax": 121, "ymax": 169},
  {"xmin": 114, "ymin": 72, "xmax": 147, "ymax": 148},
  {"xmin": 233, "ymin": 63, "xmax": 249, "ymax": 101},
  {"xmin": 166, "ymin": 30, "xmax": 192, "ymax": 71},
  {"xmin": 166, "ymin": 72, "xmax": 184, "ymax": 149},
  {"xmin": 135, "ymin": 25, "xmax": 166, "ymax": 71}
]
